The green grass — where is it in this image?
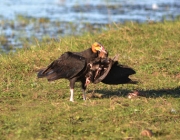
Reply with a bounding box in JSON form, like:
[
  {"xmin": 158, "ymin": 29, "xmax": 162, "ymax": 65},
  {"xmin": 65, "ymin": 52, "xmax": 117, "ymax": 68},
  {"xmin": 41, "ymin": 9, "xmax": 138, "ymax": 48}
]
[{"xmin": 0, "ymin": 20, "xmax": 180, "ymax": 140}]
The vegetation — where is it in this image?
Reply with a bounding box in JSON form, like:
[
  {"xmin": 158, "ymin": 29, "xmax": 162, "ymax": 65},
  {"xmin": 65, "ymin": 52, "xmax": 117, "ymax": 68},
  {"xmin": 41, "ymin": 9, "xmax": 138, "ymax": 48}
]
[{"xmin": 0, "ymin": 20, "xmax": 180, "ymax": 140}]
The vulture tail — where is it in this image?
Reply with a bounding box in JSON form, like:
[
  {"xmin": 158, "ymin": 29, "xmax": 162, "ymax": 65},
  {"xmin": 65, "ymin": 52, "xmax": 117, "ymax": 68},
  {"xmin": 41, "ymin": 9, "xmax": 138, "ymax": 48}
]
[
  {"xmin": 37, "ymin": 68, "xmax": 58, "ymax": 81},
  {"xmin": 37, "ymin": 61, "xmax": 59, "ymax": 81},
  {"xmin": 37, "ymin": 69, "xmax": 46, "ymax": 78}
]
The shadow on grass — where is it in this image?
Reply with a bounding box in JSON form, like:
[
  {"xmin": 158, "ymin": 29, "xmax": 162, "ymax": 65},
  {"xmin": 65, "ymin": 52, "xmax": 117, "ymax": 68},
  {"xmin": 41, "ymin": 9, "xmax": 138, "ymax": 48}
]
[{"xmin": 88, "ymin": 86, "xmax": 180, "ymax": 98}]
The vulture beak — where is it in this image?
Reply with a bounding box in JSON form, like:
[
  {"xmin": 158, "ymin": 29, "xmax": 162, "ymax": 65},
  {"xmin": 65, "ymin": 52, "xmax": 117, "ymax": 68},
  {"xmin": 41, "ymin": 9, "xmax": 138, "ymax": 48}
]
[
  {"xmin": 100, "ymin": 45, "xmax": 107, "ymax": 54},
  {"xmin": 92, "ymin": 42, "xmax": 108, "ymax": 54}
]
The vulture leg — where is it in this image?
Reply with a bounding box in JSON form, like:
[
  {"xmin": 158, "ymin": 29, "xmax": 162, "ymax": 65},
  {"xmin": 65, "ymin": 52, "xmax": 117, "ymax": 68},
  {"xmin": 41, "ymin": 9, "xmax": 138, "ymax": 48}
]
[
  {"xmin": 81, "ymin": 78, "xmax": 87, "ymax": 100},
  {"xmin": 69, "ymin": 78, "xmax": 77, "ymax": 102},
  {"xmin": 82, "ymin": 89, "xmax": 86, "ymax": 100},
  {"xmin": 70, "ymin": 89, "xmax": 74, "ymax": 102},
  {"xmin": 69, "ymin": 78, "xmax": 87, "ymax": 102}
]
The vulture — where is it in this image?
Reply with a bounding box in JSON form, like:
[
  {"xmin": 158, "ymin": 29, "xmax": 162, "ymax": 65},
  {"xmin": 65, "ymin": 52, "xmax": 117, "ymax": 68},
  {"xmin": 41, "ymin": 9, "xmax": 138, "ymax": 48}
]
[{"xmin": 37, "ymin": 42, "xmax": 108, "ymax": 102}]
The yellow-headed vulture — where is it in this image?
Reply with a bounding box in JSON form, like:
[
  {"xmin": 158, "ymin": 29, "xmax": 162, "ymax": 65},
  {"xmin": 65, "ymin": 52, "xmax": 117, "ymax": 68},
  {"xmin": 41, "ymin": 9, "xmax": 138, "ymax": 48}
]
[{"xmin": 37, "ymin": 42, "xmax": 108, "ymax": 102}]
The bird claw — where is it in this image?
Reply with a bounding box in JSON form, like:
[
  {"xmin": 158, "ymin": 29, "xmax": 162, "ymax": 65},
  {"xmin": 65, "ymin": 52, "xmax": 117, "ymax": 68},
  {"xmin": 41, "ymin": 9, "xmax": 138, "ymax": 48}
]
[
  {"xmin": 70, "ymin": 99, "xmax": 74, "ymax": 102},
  {"xmin": 83, "ymin": 97, "xmax": 86, "ymax": 101}
]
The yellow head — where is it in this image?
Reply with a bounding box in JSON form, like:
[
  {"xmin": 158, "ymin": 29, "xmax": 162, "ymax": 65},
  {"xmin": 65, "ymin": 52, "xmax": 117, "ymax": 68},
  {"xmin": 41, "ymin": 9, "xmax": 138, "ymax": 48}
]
[{"xmin": 91, "ymin": 42, "xmax": 107, "ymax": 54}]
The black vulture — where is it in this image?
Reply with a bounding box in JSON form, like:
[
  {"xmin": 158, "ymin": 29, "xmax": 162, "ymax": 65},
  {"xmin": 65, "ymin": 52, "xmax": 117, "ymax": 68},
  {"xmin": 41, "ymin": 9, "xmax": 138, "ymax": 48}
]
[{"xmin": 37, "ymin": 42, "xmax": 108, "ymax": 102}]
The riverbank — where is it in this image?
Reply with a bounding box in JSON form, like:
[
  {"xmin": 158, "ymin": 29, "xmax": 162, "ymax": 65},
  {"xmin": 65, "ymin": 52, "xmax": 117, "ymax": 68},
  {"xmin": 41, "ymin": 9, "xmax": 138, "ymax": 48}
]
[
  {"xmin": 0, "ymin": 21, "xmax": 180, "ymax": 139},
  {"xmin": 1, "ymin": 0, "xmax": 180, "ymax": 52}
]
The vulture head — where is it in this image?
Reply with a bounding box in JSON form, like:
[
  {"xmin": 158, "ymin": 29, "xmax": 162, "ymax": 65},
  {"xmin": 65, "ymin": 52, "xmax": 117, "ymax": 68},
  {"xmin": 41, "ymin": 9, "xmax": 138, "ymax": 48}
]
[{"xmin": 92, "ymin": 42, "xmax": 108, "ymax": 58}]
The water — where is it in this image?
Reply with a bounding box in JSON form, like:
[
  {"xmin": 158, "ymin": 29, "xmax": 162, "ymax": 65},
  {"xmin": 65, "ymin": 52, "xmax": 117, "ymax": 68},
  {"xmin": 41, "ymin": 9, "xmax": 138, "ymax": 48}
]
[
  {"xmin": 1, "ymin": 0, "xmax": 180, "ymax": 23},
  {"xmin": 0, "ymin": 0, "xmax": 180, "ymax": 52}
]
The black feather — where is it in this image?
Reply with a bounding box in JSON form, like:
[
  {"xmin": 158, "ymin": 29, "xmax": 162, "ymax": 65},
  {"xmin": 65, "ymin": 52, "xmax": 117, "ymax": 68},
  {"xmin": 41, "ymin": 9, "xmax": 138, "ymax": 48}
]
[
  {"xmin": 102, "ymin": 60, "xmax": 136, "ymax": 85},
  {"xmin": 37, "ymin": 52, "xmax": 86, "ymax": 81}
]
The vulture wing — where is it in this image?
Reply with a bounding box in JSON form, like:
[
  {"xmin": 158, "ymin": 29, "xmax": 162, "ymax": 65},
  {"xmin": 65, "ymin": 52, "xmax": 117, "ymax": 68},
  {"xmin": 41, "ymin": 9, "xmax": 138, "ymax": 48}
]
[
  {"xmin": 37, "ymin": 52, "xmax": 86, "ymax": 81},
  {"xmin": 102, "ymin": 61, "xmax": 136, "ymax": 85}
]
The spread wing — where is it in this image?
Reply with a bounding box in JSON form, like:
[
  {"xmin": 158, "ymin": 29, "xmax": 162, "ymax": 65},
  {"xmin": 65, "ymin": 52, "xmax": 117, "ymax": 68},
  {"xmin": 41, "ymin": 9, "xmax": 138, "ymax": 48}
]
[
  {"xmin": 102, "ymin": 61, "xmax": 136, "ymax": 84},
  {"xmin": 37, "ymin": 52, "xmax": 86, "ymax": 81}
]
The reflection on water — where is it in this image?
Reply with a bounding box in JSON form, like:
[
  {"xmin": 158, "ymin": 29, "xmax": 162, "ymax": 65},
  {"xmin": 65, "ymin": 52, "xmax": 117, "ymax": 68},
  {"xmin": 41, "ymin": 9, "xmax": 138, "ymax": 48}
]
[{"xmin": 0, "ymin": 0, "xmax": 180, "ymax": 52}]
